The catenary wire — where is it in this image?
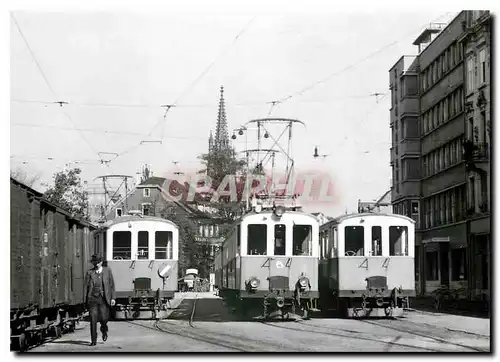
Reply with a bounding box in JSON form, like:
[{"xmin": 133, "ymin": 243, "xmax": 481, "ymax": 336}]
[
  {"xmin": 271, "ymin": 12, "xmax": 456, "ymax": 111},
  {"xmin": 11, "ymin": 12, "xmax": 102, "ymax": 161},
  {"xmin": 113, "ymin": 16, "xmax": 257, "ymax": 162}
]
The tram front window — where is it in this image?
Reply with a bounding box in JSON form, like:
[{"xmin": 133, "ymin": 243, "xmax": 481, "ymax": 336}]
[
  {"xmin": 274, "ymin": 224, "xmax": 286, "ymax": 255},
  {"xmin": 113, "ymin": 231, "xmax": 132, "ymax": 260},
  {"xmin": 293, "ymin": 225, "xmax": 312, "ymax": 256},
  {"xmin": 389, "ymin": 226, "xmax": 407, "ymax": 256},
  {"xmin": 247, "ymin": 224, "xmax": 267, "ymax": 255},
  {"xmin": 345, "ymin": 226, "xmax": 364, "ymax": 256}
]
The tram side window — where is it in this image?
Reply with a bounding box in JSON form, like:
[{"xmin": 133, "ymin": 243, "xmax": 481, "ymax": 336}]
[
  {"xmin": 389, "ymin": 226, "xmax": 407, "ymax": 256},
  {"xmin": 138, "ymin": 231, "xmax": 149, "ymax": 259},
  {"xmin": 155, "ymin": 231, "xmax": 173, "ymax": 259},
  {"xmin": 247, "ymin": 225, "xmax": 267, "ymax": 255},
  {"xmin": 344, "ymin": 226, "xmax": 364, "ymax": 256},
  {"xmin": 103, "ymin": 232, "xmax": 107, "ymax": 260},
  {"xmin": 293, "ymin": 225, "xmax": 312, "ymax": 256},
  {"xmin": 371, "ymin": 226, "xmax": 382, "ymax": 256},
  {"xmin": 332, "ymin": 228, "xmax": 338, "ymax": 257},
  {"xmin": 319, "ymin": 230, "xmax": 328, "ymax": 260},
  {"xmin": 274, "ymin": 224, "xmax": 286, "ymax": 256},
  {"xmin": 113, "ymin": 231, "xmax": 132, "ymax": 260},
  {"xmin": 237, "ymin": 225, "xmax": 241, "ymax": 249}
]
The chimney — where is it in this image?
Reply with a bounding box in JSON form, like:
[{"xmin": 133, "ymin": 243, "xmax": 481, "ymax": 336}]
[{"xmin": 135, "ymin": 172, "xmax": 141, "ymax": 185}]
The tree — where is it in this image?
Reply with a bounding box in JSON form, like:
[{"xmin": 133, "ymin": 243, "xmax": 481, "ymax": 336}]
[
  {"xmin": 10, "ymin": 167, "xmax": 41, "ymax": 187},
  {"xmin": 198, "ymin": 148, "xmax": 247, "ymax": 221},
  {"xmin": 159, "ymin": 206, "xmax": 212, "ymax": 278},
  {"xmin": 44, "ymin": 168, "xmax": 89, "ymax": 220}
]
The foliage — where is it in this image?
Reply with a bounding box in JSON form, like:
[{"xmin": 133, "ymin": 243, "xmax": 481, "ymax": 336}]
[
  {"xmin": 44, "ymin": 168, "xmax": 89, "ymax": 220},
  {"xmin": 198, "ymin": 147, "xmax": 247, "ymax": 221},
  {"xmin": 160, "ymin": 207, "xmax": 213, "ymax": 279},
  {"xmin": 10, "ymin": 167, "xmax": 41, "ymax": 187}
]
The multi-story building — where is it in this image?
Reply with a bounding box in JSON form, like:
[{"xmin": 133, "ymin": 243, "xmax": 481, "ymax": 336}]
[
  {"xmin": 388, "ymin": 11, "xmax": 491, "ymax": 301},
  {"xmin": 458, "ymin": 10, "xmax": 491, "ymax": 300}
]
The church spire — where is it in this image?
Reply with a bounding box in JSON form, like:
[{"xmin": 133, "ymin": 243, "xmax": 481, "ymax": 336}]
[
  {"xmin": 214, "ymin": 85, "xmax": 229, "ymax": 151},
  {"xmin": 208, "ymin": 130, "xmax": 214, "ymax": 153}
]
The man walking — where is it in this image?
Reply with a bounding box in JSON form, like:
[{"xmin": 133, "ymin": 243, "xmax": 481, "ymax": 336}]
[{"xmin": 84, "ymin": 254, "xmax": 116, "ymax": 346}]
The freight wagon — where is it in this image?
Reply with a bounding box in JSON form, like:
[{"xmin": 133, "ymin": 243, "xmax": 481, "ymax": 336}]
[{"xmin": 10, "ymin": 177, "xmax": 97, "ymax": 351}]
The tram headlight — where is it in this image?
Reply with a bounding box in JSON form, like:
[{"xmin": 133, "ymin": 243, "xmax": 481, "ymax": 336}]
[
  {"xmin": 274, "ymin": 206, "xmax": 285, "ymax": 217},
  {"xmin": 248, "ymin": 277, "xmax": 260, "ymax": 289},
  {"xmin": 298, "ymin": 276, "xmax": 309, "ymax": 289}
]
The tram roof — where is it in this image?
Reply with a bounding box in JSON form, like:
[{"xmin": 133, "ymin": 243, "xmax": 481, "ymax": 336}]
[
  {"xmin": 322, "ymin": 212, "xmax": 416, "ymax": 228},
  {"xmin": 97, "ymin": 215, "xmax": 178, "ymax": 230}
]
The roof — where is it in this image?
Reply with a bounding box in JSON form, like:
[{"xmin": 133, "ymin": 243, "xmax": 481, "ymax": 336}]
[
  {"xmin": 139, "ymin": 176, "xmax": 167, "ymax": 187},
  {"xmin": 10, "ymin": 177, "xmax": 97, "ymax": 229},
  {"xmin": 98, "ymin": 215, "xmax": 179, "ymax": 230},
  {"xmin": 323, "ymin": 212, "xmax": 416, "ymax": 227},
  {"xmin": 105, "ymin": 176, "xmax": 214, "ymax": 220},
  {"xmin": 375, "ymin": 190, "xmax": 391, "ymax": 206}
]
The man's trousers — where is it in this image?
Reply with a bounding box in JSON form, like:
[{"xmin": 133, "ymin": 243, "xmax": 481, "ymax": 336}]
[{"xmin": 88, "ymin": 296, "xmax": 109, "ymax": 343}]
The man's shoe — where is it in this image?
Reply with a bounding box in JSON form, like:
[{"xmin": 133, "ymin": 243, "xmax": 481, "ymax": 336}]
[
  {"xmin": 90, "ymin": 341, "xmax": 97, "ymax": 346},
  {"xmin": 102, "ymin": 332, "xmax": 108, "ymax": 342}
]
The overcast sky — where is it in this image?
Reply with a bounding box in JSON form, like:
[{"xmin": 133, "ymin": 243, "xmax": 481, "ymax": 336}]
[{"xmin": 10, "ymin": 9, "xmax": 458, "ymax": 216}]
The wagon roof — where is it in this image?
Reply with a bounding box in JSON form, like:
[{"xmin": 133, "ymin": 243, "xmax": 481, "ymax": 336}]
[
  {"xmin": 97, "ymin": 215, "xmax": 179, "ymax": 230},
  {"xmin": 323, "ymin": 212, "xmax": 416, "ymax": 227},
  {"xmin": 10, "ymin": 177, "xmax": 97, "ymax": 229}
]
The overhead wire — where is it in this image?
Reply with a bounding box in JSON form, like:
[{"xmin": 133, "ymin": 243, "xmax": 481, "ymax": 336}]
[
  {"xmin": 113, "ymin": 15, "xmax": 257, "ymax": 162},
  {"xmin": 11, "ymin": 13, "xmax": 102, "ymax": 162},
  {"xmin": 271, "ymin": 11, "xmax": 455, "ymax": 111},
  {"xmin": 10, "ymin": 93, "xmax": 379, "ymax": 109}
]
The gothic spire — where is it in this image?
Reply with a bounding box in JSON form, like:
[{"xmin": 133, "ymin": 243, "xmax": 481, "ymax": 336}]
[
  {"xmin": 214, "ymin": 85, "xmax": 229, "ymax": 151},
  {"xmin": 208, "ymin": 130, "xmax": 214, "ymax": 153}
]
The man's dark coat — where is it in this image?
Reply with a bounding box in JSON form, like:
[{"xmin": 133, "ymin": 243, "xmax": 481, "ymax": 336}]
[{"xmin": 84, "ymin": 267, "xmax": 116, "ymax": 306}]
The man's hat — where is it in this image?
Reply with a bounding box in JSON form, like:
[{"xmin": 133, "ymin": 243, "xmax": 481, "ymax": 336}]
[{"xmin": 91, "ymin": 254, "xmax": 103, "ymax": 263}]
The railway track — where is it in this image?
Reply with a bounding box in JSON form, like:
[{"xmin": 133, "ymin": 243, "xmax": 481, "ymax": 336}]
[
  {"xmin": 261, "ymin": 320, "xmax": 444, "ymax": 352},
  {"xmin": 128, "ymin": 293, "xmax": 315, "ymax": 352},
  {"xmin": 358, "ymin": 319, "xmax": 489, "ymax": 352}
]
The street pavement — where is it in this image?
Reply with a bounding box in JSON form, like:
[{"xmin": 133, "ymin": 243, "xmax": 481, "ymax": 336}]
[{"xmin": 28, "ymin": 292, "xmax": 491, "ymax": 353}]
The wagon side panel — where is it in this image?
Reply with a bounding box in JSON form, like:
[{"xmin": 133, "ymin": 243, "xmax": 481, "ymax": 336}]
[
  {"xmin": 10, "ymin": 183, "xmax": 24, "ymax": 309},
  {"xmin": 30, "ymin": 198, "xmax": 42, "ymax": 308}
]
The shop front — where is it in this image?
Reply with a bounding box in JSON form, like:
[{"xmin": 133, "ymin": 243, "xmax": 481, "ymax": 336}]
[
  {"xmin": 421, "ymin": 222, "xmax": 467, "ymax": 295},
  {"xmin": 468, "ymin": 215, "xmax": 490, "ymax": 300}
]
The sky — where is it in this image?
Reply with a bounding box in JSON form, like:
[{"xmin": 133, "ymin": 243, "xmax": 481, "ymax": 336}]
[{"xmin": 10, "ymin": 9, "xmax": 460, "ymax": 216}]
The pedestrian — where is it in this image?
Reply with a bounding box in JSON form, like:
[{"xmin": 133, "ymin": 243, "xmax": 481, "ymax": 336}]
[{"xmin": 84, "ymin": 254, "xmax": 116, "ymax": 346}]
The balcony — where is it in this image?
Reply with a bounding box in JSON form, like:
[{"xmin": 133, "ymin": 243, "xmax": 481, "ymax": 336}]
[
  {"xmin": 399, "ymin": 97, "xmax": 419, "ymax": 116},
  {"xmin": 399, "ymin": 139, "xmax": 420, "ymax": 155},
  {"xmin": 400, "ymin": 181, "xmax": 420, "ymax": 197}
]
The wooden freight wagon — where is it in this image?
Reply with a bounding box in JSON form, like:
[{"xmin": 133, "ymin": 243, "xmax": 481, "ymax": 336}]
[{"xmin": 10, "ymin": 177, "xmax": 97, "ymax": 351}]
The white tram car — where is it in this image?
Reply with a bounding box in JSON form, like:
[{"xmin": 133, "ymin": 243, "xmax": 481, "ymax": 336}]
[
  {"xmin": 318, "ymin": 213, "xmax": 415, "ymax": 318},
  {"xmin": 214, "ymin": 201, "xmax": 320, "ymax": 319},
  {"xmin": 93, "ymin": 214, "xmax": 179, "ymax": 319}
]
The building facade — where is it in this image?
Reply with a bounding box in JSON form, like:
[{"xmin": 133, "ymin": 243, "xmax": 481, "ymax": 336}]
[
  {"xmin": 388, "ymin": 11, "xmax": 491, "ymax": 300},
  {"xmin": 358, "ymin": 190, "xmax": 392, "ymax": 214}
]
